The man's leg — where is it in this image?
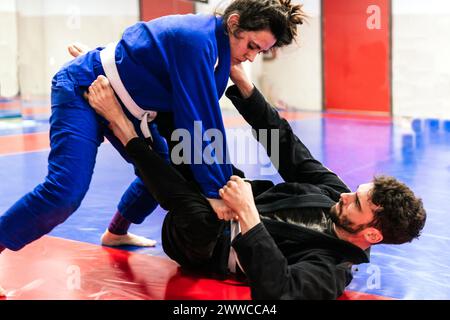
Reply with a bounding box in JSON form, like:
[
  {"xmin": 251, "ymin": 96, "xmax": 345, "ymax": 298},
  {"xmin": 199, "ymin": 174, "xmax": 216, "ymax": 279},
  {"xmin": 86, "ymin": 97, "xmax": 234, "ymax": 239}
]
[
  {"xmin": 85, "ymin": 76, "xmax": 225, "ymax": 267},
  {"xmin": 125, "ymin": 138, "xmax": 225, "ymax": 267},
  {"xmin": 0, "ymin": 78, "xmax": 102, "ymax": 251}
]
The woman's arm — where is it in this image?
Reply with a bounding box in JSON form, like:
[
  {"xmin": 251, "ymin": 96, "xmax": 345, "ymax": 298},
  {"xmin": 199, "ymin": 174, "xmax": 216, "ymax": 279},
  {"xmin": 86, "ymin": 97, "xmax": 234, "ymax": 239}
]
[{"xmin": 230, "ymin": 64, "xmax": 255, "ymax": 99}]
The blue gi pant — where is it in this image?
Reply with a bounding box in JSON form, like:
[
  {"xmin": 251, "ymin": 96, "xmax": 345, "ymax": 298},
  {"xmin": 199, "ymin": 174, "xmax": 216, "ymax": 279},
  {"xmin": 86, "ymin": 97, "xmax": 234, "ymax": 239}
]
[{"xmin": 0, "ymin": 70, "xmax": 164, "ymax": 251}]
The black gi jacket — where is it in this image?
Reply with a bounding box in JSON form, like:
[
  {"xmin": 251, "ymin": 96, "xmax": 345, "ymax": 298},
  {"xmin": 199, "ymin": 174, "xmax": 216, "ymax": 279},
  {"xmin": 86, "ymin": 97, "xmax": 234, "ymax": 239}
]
[{"xmin": 224, "ymin": 85, "xmax": 370, "ymax": 300}]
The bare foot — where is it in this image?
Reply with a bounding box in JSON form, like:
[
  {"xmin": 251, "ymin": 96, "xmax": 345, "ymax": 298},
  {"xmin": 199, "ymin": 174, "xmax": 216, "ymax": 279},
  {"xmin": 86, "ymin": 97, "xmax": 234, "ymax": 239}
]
[
  {"xmin": 86, "ymin": 76, "xmax": 138, "ymax": 145},
  {"xmin": 67, "ymin": 42, "xmax": 90, "ymax": 58},
  {"xmin": 85, "ymin": 76, "xmax": 123, "ymax": 120},
  {"xmin": 101, "ymin": 230, "xmax": 157, "ymax": 247}
]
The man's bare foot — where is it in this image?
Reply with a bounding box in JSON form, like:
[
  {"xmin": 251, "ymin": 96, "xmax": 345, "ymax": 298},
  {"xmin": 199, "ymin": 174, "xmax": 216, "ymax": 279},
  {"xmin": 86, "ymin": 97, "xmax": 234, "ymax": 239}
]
[
  {"xmin": 68, "ymin": 42, "xmax": 90, "ymax": 58},
  {"xmin": 101, "ymin": 230, "xmax": 157, "ymax": 247},
  {"xmin": 85, "ymin": 76, "xmax": 123, "ymax": 120},
  {"xmin": 86, "ymin": 76, "xmax": 138, "ymax": 146}
]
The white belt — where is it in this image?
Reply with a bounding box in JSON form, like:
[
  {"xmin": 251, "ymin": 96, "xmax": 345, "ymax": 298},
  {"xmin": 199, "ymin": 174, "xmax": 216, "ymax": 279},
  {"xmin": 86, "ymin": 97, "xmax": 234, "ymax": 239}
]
[
  {"xmin": 100, "ymin": 42, "xmax": 157, "ymax": 140},
  {"xmin": 228, "ymin": 220, "xmax": 245, "ymax": 274}
]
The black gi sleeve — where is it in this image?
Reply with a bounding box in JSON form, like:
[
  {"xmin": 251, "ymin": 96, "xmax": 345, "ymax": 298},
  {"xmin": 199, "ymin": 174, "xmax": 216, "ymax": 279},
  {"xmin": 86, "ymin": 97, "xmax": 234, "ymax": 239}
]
[
  {"xmin": 125, "ymin": 137, "xmax": 196, "ymax": 211},
  {"xmin": 225, "ymin": 85, "xmax": 350, "ymax": 195},
  {"xmin": 232, "ymin": 223, "xmax": 351, "ymax": 300}
]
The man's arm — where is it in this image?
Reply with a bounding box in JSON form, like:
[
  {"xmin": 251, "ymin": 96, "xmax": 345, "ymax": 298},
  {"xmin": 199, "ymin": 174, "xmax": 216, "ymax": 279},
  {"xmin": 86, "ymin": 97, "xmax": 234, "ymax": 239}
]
[{"xmin": 225, "ymin": 82, "xmax": 350, "ymax": 196}]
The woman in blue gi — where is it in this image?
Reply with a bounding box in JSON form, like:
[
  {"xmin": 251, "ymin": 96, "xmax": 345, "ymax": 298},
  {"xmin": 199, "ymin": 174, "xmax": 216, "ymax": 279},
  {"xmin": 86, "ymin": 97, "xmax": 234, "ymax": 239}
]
[{"xmin": 0, "ymin": 0, "xmax": 305, "ymax": 253}]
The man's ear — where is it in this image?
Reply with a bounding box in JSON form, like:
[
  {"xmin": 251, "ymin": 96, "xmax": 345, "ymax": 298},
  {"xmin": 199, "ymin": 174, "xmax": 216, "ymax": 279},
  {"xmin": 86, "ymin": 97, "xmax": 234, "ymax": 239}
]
[
  {"xmin": 363, "ymin": 227, "xmax": 383, "ymax": 244},
  {"xmin": 227, "ymin": 13, "xmax": 240, "ymax": 34}
]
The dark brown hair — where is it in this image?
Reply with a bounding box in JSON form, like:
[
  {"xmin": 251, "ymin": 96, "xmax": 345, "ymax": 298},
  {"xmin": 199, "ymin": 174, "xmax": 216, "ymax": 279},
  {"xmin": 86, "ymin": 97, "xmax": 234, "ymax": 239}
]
[
  {"xmin": 222, "ymin": 0, "xmax": 307, "ymax": 47},
  {"xmin": 369, "ymin": 176, "xmax": 426, "ymax": 244}
]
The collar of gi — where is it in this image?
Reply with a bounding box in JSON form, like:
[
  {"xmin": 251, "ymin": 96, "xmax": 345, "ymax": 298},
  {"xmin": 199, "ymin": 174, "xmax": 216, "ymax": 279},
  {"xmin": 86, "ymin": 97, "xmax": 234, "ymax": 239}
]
[
  {"xmin": 214, "ymin": 16, "xmax": 231, "ymax": 67},
  {"xmin": 214, "ymin": 16, "xmax": 231, "ymax": 98}
]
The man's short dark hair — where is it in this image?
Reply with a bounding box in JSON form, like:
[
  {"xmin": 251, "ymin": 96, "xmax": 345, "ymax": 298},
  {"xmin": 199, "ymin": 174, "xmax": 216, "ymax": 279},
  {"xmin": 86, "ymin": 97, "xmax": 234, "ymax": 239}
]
[
  {"xmin": 222, "ymin": 0, "xmax": 307, "ymax": 47},
  {"xmin": 369, "ymin": 175, "xmax": 426, "ymax": 244}
]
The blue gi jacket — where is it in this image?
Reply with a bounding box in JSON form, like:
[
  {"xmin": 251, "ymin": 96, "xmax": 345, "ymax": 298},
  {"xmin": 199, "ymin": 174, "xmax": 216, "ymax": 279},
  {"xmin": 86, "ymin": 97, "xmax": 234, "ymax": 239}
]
[{"xmin": 67, "ymin": 14, "xmax": 232, "ymax": 198}]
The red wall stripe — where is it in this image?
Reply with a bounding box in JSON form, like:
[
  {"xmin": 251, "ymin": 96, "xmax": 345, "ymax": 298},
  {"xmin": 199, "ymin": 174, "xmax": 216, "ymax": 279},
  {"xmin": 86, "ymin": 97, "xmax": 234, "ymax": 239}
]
[
  {"xmin": 323, "ymin": 0, "xmax": 391, "ymax": 114},
  {"xmin": 140, "ymin": 0, "xmax": 194, "ymax": 21}
]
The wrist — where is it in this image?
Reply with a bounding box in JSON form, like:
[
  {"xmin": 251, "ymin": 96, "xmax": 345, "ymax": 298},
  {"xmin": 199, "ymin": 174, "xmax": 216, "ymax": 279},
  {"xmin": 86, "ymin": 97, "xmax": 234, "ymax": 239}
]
[
  {"xmin": 234, "ymin": 80, "xmax": 255, "ymax": 99},
  {"xmin": 238, "ymin": 206, "xmax": 260, "ymax": 234},
  {"xmin": 109, "ymin": 119, "xmax": 138, "ymax": 146}
]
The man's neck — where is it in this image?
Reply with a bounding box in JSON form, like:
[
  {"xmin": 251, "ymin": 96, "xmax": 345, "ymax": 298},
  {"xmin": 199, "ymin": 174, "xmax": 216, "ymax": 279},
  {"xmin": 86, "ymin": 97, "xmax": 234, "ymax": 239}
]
[{"xmin": 333, "ymin": 224, "xmax": 370, "ymax": 251}]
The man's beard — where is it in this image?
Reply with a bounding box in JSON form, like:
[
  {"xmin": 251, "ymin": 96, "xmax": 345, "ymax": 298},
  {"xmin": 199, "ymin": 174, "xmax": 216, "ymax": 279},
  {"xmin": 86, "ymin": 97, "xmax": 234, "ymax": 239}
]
[{"xmin": 329, "ymin": 199, "xmax": 366, "ymax": 235}]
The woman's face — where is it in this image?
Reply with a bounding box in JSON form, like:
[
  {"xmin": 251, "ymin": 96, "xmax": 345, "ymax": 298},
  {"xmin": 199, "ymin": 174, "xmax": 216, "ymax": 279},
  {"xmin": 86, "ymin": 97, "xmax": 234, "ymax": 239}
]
[
  {"xmin": 227, "ymin": 14, "xmax": 276, "ymax": 66},
  {"xmin": 229, "ymin": 29, "xmax": 276, "ymax": 65}
]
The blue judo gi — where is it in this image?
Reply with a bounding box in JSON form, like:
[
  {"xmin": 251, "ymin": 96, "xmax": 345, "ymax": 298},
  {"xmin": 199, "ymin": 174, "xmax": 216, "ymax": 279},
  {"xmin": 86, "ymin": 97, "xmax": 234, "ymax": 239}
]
[{"xmin": 0, "ymin": 14, "xmax": 232, "ymax": 250}]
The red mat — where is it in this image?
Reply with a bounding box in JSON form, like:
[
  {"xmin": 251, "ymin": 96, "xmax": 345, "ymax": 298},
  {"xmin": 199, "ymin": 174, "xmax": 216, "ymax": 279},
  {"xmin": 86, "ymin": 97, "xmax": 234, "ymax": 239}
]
[{"xmin": 0, "ymin": 236, "xmax": 389, "ymax": 300}]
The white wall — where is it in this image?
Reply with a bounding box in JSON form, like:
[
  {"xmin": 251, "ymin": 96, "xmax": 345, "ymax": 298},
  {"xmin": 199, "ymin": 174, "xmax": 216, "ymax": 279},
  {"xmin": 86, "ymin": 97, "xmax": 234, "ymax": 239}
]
[
  {"xmin": 16, "ymin": 0, "xmax": 139, "ymax": 97},
  {"xmin": 0, "ymin": 0, "xmax": 16, "ymax": 12},
  {"xmin": 0, "ymin": 0, "xmax": 19, "ymax": 97},
  {"xmin": 195, "ymin": 0, "xmax": 230, "ymax": 15},
  {"xmin": 8, "ymin": 0, "xmax": 449, "ymax": 118},
  {"xmin": 246, "ymin": 0, "xmax": 322, "ymax": 111},
  {"xmin": 196, "ymin": 0, "xmax": 322, "ymax": 111},
  {"xmin": 261, "ymin": 0, "xmax": 322, "ymax": 111},
  {"xmin": 253, "ymin": 0, "xmax": 322, "ymax": 111},
  {"xmin": 392, "ymin": 0, "xmax": 450, "ymax": 118}
]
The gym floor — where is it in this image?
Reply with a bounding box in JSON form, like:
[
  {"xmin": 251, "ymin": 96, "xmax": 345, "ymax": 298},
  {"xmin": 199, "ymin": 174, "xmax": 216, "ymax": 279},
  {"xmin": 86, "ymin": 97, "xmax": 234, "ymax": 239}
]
[{"xmin": 0, "ymin": 102, "xmax": 449, "ymax": 300}]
